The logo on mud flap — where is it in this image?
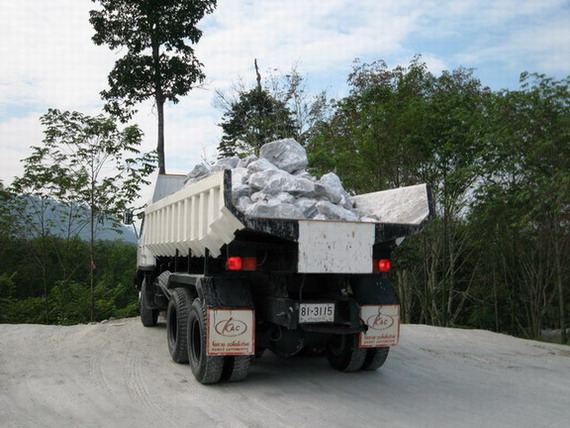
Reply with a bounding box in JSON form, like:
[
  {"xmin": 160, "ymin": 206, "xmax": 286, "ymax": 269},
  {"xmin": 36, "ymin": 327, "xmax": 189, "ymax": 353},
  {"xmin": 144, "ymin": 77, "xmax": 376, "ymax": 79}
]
[
  {"xmin": 366, "ymin": 308, "xmax": 394, "ymax": 331},
  {"xmin": 215, "ymin": 318, "xmax": 247, "ymax": 337}
]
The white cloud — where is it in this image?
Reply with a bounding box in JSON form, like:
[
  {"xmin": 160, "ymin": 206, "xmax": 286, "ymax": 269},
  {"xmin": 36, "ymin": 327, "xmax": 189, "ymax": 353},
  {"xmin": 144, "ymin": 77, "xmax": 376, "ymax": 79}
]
[
  {"xmin": 0, "ymin": 1, "xmax": 113, "ymax": 112},
  {"xmin": 197, "ymin": 0, "xmax": 421, "ymax": 81},
  {"xmin": 455, "ymin": 13, "xmax": 570, "ymax": 77},
  {"xmin": 0, "ymin": 115, "xmax": 44, "ymax": 185},
  {"xmin": 411, "ymin": 0, "xmax": 570, "ymax": 77}
]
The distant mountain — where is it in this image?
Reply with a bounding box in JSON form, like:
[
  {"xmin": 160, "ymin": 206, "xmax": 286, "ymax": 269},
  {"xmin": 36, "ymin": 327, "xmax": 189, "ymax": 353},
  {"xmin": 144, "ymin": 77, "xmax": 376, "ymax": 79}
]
[{"xmin": 17, "ymin": 195, "xmax": 138, "ymax": 244}]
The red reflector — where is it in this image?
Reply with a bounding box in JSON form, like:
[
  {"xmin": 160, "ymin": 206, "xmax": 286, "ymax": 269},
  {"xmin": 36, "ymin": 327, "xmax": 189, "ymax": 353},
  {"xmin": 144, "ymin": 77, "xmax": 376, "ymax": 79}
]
[
  {"xmin": 227, "ymin": 257, "xmax": 243, "ymax": 271},
  {"xmin": 242, "ymin": 257, "xmax": 257, "ymax": 271},
  {"xmin": 378, "ymin": 259, "xmax": 391, "ymax": 272}
]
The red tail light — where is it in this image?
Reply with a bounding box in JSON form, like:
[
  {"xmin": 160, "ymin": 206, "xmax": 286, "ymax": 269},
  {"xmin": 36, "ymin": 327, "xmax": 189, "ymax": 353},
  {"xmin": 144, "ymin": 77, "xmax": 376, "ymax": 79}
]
[
  {"xmin": 226, "ymin": 256, "xmax": 257, "ymax": 271},
  {"xmin": 378, "ymin": 259, "xmax": 391, "ymax": 272},
  {"xmin": 227, "ymin": 257, "xmax": 243, "ymax": 271},
  {"xmin": 373, "ymin": 259, "xmax": 391, "ymax": 272}
]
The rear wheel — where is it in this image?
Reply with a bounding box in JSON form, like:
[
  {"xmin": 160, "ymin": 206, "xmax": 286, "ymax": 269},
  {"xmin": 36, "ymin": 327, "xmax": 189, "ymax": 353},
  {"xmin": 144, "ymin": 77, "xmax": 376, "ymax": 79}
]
[
  {"xmin": 326, "ymin": 333, "xmax": 366, "ymax": 372},
  {"xmin": 361, "ymin": 347, "xmax": 390, "ymax": 370},
  {"xmin": 187, "ymin": 299, "xmax": 224, "ymax": 384},
  {"xmin": 140, "ymin": 278, "xmax": 159, "ymax": 327},
  {"xmin": 222, "ymin": 356, "xmax": 252, "ymax": 382},
  {"xmin": 166, "ymin": 288, "xmax": 194, "ymax": 363}
]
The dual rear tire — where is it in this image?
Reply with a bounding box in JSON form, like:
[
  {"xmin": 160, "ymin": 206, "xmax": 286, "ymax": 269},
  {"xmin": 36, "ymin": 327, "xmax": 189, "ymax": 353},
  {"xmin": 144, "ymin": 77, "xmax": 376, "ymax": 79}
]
[
  {"xmin": 326, "ymin": 333, "xmax": 390, "ymax": 372},
  {"xmin": 165, "ymin": 287, "xmax": 388, "ymax": 381},
  {"xmin": 186, "ymin": 298, "xmax": 226, "ymax": 384},
  {"xmin": 166, "ymin": 288, "xmax": 194, "ymax": 363},
  {"xmin": 166, "ymin": 291, "xmax": 252, "ymax": 384},
  {"xmin": 140, "ymin": 279, "xmax": 159, "ymax": 327}
]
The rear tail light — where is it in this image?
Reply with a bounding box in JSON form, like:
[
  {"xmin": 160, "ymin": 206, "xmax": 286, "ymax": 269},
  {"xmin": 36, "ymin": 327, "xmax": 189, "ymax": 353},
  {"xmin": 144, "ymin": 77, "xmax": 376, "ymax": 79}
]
[
  {"xmin": 226, "ymin": 256, "xmax": 257, "ymax": 271},
  {"xmin": 227, "ymin": 257, "xmax": 243, "ymax": 271},
  {"xmin": 373, "ymin": 259, "xmax": 391, "ymax": 273}
]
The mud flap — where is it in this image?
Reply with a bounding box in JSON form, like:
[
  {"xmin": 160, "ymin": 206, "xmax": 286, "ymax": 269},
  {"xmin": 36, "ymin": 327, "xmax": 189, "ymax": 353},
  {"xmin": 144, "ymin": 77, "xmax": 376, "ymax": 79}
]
[
  {"xmin": 196, "ymin": 277, "xmax": 254, "ymax": 309},
  {"xmin": 359, "ymin": 305, "xmax": 400, "ymax": 347},
  {"xmin": 350, "ymin": 276, "xmax": 400, "ymax": 348},
  {"xmin": 194, "ymin": 277, "xmax": 256, "ymax": 356},
  {"xmin": 206, "ymin": 309, "xmax": 255, "ymax": 356}
]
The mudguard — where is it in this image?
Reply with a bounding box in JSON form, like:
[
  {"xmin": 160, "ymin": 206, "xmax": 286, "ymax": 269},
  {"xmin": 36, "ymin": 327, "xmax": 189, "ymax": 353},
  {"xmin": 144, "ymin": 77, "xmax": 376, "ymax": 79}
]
[
  {"xmin": 196, "ymin": 277, "xmax": 254, "ymax": 309},
  {"xmin": 350, "ymin": 276, "xmax": 399, "ymax": 306}
]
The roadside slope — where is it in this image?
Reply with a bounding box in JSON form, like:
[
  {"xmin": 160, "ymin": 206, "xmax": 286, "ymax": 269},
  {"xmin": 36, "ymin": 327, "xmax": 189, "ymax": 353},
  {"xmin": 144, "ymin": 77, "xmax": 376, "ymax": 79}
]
[{"xmin": 1, "ymin": 319, "xmax": 568, "ymax": 428}]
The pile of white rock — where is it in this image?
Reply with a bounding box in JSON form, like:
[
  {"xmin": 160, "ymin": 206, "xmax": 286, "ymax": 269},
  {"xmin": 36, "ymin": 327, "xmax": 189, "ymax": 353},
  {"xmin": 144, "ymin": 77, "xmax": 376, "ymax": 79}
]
[{"xmin": 184, "ymin": 138, "xmax": 375, "ymax": 222}]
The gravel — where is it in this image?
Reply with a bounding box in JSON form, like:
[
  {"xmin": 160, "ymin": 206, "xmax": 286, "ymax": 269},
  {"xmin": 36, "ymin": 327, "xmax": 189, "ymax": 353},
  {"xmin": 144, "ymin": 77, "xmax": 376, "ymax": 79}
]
[{"xmin": 185, "ymin": 138, "xmax": 367, "ymax": 221}]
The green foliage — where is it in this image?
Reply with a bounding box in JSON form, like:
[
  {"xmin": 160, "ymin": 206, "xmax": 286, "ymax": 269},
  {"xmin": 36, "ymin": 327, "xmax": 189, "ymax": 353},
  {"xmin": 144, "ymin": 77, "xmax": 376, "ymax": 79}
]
[
  {"xmin": 90, "ymin": 0, "xmax": 217, "ymax": 173},
  {"xmin": 14, "ymin": 109, "xmax": 156, "ymax": 217},
  {"xmin": 306, "ymin": 57, "xmax": 569, "ymax": 340},
  {"xmin": 468, "ymin": 73, "xmax": 570, "ymax": 339},
  {"xmin": 10, "ymin": 109, "xmax": 155, "ymax": 322},
  {"xmin": 90, "ymin": 0, "xmax": 216, "ymax": 118},
  {"xmin": 0, "ymin": 184, "xmax": 28, "ymax": 240},
  {"xmin": 216, "ymin": 65, "xmax": 332, "ymax": 157},
  {"xmin": 308, "ymin": 56, "xmax": 486, "ymax": 197},
  {"xmin": 218, "ymin": 87, "xmax": 298, "ymax": 157},
  {"xmin": 0, "ymin": 236, "xmax": 138, "ymax": 325}
]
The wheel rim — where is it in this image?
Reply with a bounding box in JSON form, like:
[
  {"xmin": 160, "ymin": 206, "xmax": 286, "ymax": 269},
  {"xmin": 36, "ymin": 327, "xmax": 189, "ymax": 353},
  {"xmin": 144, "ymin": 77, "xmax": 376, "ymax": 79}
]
[{"xmin": 191, "ymin": 318, "xmax": 202, "ymax": 365}]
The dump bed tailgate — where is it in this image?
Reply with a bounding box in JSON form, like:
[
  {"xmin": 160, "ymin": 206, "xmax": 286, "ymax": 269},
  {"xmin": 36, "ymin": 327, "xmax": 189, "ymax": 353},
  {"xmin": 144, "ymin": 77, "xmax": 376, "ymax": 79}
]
[{"xmin": 297, "ymin": 220, "xmax": 375, "ymax": 273}]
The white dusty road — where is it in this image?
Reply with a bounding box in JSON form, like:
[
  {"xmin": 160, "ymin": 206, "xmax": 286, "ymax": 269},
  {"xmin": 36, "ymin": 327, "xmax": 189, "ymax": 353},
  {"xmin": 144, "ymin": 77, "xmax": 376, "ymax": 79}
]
[{"xmin": 1, "ymin": 318, "xmax": 568, "ymax": 428}]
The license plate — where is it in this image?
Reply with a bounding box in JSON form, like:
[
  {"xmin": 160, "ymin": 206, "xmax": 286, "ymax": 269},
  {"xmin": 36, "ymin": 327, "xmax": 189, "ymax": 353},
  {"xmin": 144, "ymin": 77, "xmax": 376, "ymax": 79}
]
[{"xmin": 299, "ymin": 303, "xmax": 335, "ymax": 323}]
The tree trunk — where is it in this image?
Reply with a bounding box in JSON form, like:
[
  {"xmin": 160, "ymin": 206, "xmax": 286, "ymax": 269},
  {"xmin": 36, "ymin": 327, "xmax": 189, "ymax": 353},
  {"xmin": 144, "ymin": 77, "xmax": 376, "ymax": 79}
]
[
  {"xmin": 90, "ymin": 201, "xmax": 95, "ymax": 322},
  {"xmin": 43, "ymin": 265, "xmax": 49, "ymax": 324},
  {"xmin": 556, "ymin": 260, "xmax": 567, "ymax": 343},
  {"xmin": 152, "ymin": 40, "xmax": 166, "ymax": 174},
  {"xmin": 553, "ymin": 222, "xmax": 567, "ymax": 343},
  {"xmin": 157, "ymin": 98, "xmax": 166, "ymax": 174}
]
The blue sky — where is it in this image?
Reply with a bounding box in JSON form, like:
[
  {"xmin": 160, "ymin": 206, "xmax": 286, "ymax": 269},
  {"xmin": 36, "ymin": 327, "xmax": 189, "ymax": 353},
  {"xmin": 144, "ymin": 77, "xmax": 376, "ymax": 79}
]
[{"xmin": 1, "ymin": 0, "xmax": 569, "ymax": 192}]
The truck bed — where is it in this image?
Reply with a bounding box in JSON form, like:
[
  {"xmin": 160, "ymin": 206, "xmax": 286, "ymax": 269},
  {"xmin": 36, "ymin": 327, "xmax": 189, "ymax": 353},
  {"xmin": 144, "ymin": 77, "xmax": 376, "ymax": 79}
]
[{"xmin": 138, "ymin": 170, "xmax": 433, "ymax": 274}]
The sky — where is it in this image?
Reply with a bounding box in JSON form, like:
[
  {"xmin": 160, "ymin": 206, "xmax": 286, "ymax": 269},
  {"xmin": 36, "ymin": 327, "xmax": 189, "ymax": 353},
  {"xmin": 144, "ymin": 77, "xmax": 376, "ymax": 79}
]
[{"xmin": 1, "ymin": 0, "xmax": 569, "ymax": 196}]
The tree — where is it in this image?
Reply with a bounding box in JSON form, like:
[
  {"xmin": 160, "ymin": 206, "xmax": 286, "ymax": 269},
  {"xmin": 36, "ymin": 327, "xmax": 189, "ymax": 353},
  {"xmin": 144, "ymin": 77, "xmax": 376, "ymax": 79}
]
[
  {"xmin": 472, "ymin": 73, "xmax": 570, "ymax": 340},
  {"xmin": 0, "ymin": 181, "xmax": 27, "ymax": 241},
  {"xmin": 217, "ymin": 88, "xmax": 298, "ymax": 157},
  {"xmin": 216, "ymin": 61, "xmax": 331, "ymax": 157},
  {"xmin": 217, "ymin": 60, "xmax": 298, "ymax": 157},
  {"xmin": 90, "ymin": 0, "xmax": 217, "ymax": 174},
  {"xmin": 265, "ymin": 65, "xmax": 332, "ymax": 143},
  {"xmin": 307, "ymin": 57, "xmax": 489, "ymax": 327},
  {"xmin": 307, "ymin": 57, "xmax": 436, "ymax": 193},
  {"xmin": 12, "ymin": 109, "xmax": 156, "ymax": 321}
]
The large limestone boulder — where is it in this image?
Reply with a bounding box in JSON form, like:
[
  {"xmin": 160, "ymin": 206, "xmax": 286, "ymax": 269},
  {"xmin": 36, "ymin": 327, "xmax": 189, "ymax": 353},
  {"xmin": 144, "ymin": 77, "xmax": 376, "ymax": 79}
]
[{"xmin": 259, "ymin": 138, "xmax": 308, "ymax": 173}]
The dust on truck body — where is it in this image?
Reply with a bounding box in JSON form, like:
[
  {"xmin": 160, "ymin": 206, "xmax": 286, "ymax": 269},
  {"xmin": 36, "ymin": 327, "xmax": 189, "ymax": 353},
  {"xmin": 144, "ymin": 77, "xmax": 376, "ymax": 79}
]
[{"xmin": 135, "ymin": 170, "xmax": 433, "ymax": 384}]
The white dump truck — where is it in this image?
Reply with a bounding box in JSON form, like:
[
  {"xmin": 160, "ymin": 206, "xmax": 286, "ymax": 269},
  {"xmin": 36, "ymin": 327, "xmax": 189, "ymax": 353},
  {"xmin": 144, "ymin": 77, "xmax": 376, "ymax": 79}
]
[{"xmin": 133, "ymin": 170, "xmax": 433, "ymax": 384}]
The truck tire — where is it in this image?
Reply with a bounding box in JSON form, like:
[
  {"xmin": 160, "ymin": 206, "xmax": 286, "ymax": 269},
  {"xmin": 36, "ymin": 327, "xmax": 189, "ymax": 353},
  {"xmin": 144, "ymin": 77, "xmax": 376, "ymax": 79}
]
[
  {"xmin": 166, "ymin": 288, "xmax": 194, "ymax": 364},
  {"xmin": 140, "ymin": 278, "xmax": 158, "ymax": 327},
  {"xmin": 326, "ymin": 333, "xmax": 366, "ymax": 372},
  {"xmin": 187, "ymin": 299, "xmax": 224, "ymax": 384},
  {"xmin": 222, "ymin": 356, "xmax": 252, "ymax": 382},
  {"xmin": 361, "ymin": 347, "xmax": 389, "ymax": 370}
]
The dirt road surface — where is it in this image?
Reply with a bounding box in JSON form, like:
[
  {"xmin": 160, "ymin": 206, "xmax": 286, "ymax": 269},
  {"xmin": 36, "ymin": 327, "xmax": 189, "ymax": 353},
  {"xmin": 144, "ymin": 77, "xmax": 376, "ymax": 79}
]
[{"xmin": 1, "ymin": 318, "xmax": 568, "ymax": 427}]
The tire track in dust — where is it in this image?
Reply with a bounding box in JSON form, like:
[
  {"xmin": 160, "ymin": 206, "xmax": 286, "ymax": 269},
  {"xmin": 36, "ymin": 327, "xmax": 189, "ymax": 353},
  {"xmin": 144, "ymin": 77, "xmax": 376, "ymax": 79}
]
[
  {"xmin": 0, "ymin": 394, "xmax": 33, "ymax": 428},
  {"xmin": 88, "ymin": 349, "xmax": 113, "ymax": 395},
  {"xmin": 124, "ymin": 343, "xmax": 176, "ymax": 427},
  {"xmin": 14, "ymin": 330, "xmax": 42, "ymax": 356},
  {"xmin": 1, "ymin": 327, "xmax": 52, "ymax": 428}
]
